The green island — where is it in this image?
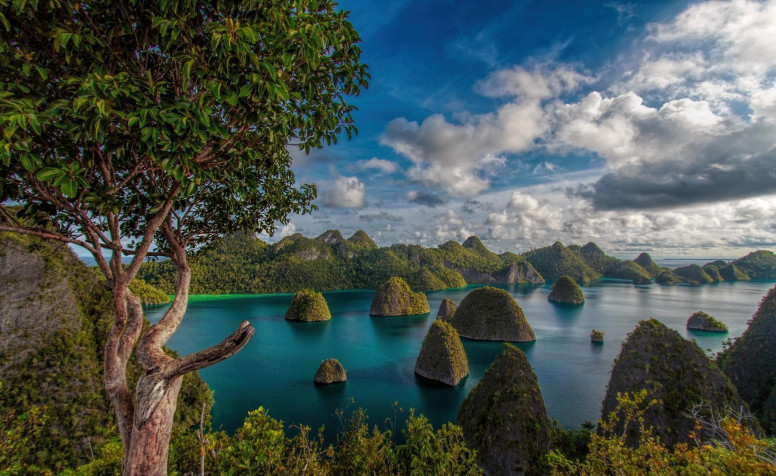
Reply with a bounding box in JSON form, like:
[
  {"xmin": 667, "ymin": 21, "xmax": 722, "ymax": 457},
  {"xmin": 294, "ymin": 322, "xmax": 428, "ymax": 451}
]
[
  {"xmin": 686, "ymin": 311, "xmax": 728, "ymax": 332},
  {"xmin": 285, "ymin": 290, "xmax": 332, "ymax": 322},
  {"xmin": 136, "ymin": 231, "xmax": 776, "ymax": 294},
  {"xmin": 369, "ymin": 276, "xmax": 430, "ymax": 316},
  {"xmin": 548, "ymin": 275, "xmax": 586, "ymax": 305}
]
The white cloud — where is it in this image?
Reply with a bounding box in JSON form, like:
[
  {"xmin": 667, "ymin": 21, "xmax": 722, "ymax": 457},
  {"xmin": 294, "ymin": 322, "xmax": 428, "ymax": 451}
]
[
  {"xmin": 356, "ymin": 157, "xmax": 398, "ymax": 174},
  {"xmin": 279, "ymin": 223, "xmax": 297, "ymax": 237},
  {"xmin": 321, "ymin": 177, "xmax": 366, "ymax": 208}
]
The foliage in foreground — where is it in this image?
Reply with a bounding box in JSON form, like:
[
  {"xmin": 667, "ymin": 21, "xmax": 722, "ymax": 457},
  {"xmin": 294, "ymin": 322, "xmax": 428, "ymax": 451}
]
[
  {"xmin": 548, "ymin": 390, "xmax": 776, "ymax": 475},
  {"xmin": 73, "ymin": 405, "xmax": 482, "ymax": 475}
]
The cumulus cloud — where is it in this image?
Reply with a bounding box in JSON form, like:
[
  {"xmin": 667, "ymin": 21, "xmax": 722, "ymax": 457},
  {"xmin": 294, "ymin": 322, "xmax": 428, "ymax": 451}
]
[
  {"xmin": 405, "ymin": 190, "xmax": 447, "ymax": 207},
  {"xmin": 380, "ymin": 66, "xmax": 589, "ymax": 197},
  {"xmin": 356, "ymin": 157, "xmax": 398, "ymax": 174},
  {"xmin": 433, "ymin": 209, "xmax": 473, "ymax": 242},
  {"xmin": 279, "ymin": 223, "xmax": 297, "ymax": 237},
  {"xmin": 321, "ymin": 177, "xmax": 366, "ymax": 208}
]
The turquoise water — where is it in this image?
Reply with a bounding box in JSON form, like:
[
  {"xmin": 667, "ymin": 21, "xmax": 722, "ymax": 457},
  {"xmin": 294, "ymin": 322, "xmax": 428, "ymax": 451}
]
[{"xmin": 146, "ymin": 281, "xmax": 774, "ymax": 440}]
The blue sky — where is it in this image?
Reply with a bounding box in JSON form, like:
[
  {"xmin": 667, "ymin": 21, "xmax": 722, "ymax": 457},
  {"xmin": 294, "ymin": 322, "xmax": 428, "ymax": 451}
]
[{"xmin": 273, "ymin": 0, "xmax": 776, "ymax": 258}]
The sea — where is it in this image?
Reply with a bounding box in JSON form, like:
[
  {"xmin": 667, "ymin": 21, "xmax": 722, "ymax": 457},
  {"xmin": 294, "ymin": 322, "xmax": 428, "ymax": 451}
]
[{"xmin": 145, "ymin": 278, "xmax": 774, "ymax": 442}]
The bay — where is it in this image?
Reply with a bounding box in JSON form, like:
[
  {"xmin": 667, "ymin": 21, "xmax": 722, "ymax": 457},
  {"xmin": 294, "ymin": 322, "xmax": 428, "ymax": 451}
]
[{"xmin": 146, "ymin": 281, "xmax": 774, "ymax": 441}]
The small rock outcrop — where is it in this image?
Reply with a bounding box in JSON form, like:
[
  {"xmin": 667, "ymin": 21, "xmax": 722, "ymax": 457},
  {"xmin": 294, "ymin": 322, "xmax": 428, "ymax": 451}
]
[
  {"xmin": 436, "ymin": 298, "xmax": 457, "ymax": 321},
  {"xmin": 602, "ymin": 319, "xmax": 744, "ymax": 446},
  {"xmin": 414, "ymin": 320, "xmax": 469, "ymax": 386},
  {"xmin": 457, "ymin": 343, "xmax": 551, "ymax": 475},
  {"xmin": 718, "ymin": 285, "xmax": 776, "ymax": 434},
  {"xmin": 449, "ymin": 287, "xmax": 535, "ymax": 341},
  {"xmin": 313, "ymin": 358, "xmax": 347, "ymax": 384},
  {"xmin": 369, "ymin": 277, "xmax": 430, "ymax": 316},
  {"xmin": 285, "ymin": 290, "xmax": 332, "ymax": 322},
  {"xmin": 634, "ymin": 252, "xmax": 662, "ymax": 276},
  {"xmin": 686, "ymin": 311, "xmax": 727, "ymax": 332},
  {"xmin": 591, "ymin": 329, "xmax": 604, "ymax": 343},
  {"xmin": 548, "ymin": 275, "xmax": 585, "ymax": 305}
]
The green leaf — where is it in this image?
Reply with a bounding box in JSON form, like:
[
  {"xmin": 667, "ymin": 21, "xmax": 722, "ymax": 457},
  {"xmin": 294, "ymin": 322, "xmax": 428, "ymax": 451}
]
[
  {"xmin": 60, "ymin": 178, "xmax": 77, "ymax": 198},
  {"xmin": 35, "ymin": 167, "xmax": 62, "ymax": 181},
  {"xmin": 183, "ymin": 59, "xmax": 195, "ymax": 80}
]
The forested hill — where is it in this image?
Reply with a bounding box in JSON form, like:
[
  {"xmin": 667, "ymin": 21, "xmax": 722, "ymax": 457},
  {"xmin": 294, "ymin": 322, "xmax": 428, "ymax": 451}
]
[{"xmin": 136, "ymin": 230, "xmax": 776, "ymax": 295}]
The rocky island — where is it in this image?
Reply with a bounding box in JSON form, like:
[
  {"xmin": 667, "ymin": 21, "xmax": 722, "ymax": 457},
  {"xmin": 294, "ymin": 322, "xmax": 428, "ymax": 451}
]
[
  {"xmin": 591, "ymin": 329, "xmax": 604, "ymax": 343},
  {"xmin": 369, "ymin": 277, "xmax": 430, "ymax": 316},
  {"xmin": 686, "ymin": 311, "xmax": 727, "ymax": 332},
  {"xmin": 449, "ymin": 287, "xmax": 535, "ymax": 341},
  {"xmin": 313, "ymin": 358, "xmax": 347, "ymax": 385},
  {"xmin": 285, "ymin": 290, "xmax": 332, "ymax": 322},
  {"xmin": 457, "ymin": 343, "xmax": 550, "ymax": 475},
  {"xmin": 414, "ymin": 320, "xmax": 469, "ymax": 386},
  {"xmin": 548, "ymin": 275, "xmax": 585, "ymax": 305},
  {"xmin": 602, "ymin": 318, "xmax": 744, "ymax": 446},
  {"xmin": 436, "ymin": 298, "xmax": 457, "ymax": 321}
]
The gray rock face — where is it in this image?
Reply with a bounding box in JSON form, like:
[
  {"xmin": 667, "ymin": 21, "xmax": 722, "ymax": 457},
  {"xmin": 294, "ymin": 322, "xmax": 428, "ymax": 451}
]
[
  {"xmin": 447, "ymin": 262, "xmax": 544, "ymax": 285},
  {"xmin": 414, "ymin": 320, "xmax": 469, "ymax": 386},
  {"xmin": 436, "ymin": 298, "xmax": 458, "ymax": 321},
  {"xmin": 314, "ymin": 358, "xmax": 347, "ymax": 384}
]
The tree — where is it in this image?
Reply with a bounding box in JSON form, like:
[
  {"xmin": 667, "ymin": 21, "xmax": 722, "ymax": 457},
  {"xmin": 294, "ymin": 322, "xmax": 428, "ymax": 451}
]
[{"xmin": 0, "ymin": 0, "xmax": 367, "ymax": 474}]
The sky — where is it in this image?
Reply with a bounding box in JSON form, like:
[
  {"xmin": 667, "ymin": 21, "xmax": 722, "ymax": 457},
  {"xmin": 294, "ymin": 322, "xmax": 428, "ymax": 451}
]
[{"xmin": 270, "ymin": 0, "xmax": 776, "ymax": 259}]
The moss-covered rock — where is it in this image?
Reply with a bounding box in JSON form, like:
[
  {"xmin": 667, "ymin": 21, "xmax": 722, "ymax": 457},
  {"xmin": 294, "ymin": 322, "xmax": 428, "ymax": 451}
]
[
  {"xmin": 407, "ymin": 267, "xmax": 447, "ymax": 292},
  {"xmin": 604, "ymin": 261, "xmax": 652, "ymax": 284},
  {"xmin": 449, "ymin": 287, "xmax": 535, "ymax": 341},
  {"xmin": 436, "ymin": 298, "xmax": 458, "ymax": 321},
  {"xmin": 578, "ymin": 242, "xmax": 619, "ymax": 274},
  {"xmin": 457, "ymin": 343, "xmax": 551, "ymax": 475},
  {"xmin": 686, "ymin": 311, "xmax": 727, "ymax": 332},
  {"xmin": 674, "ymin": 264, "xmax": 714, "ymax": 284},
  {"xmin": 522, "ymin": 241, "xmax": 599, "ymax": 283},
  {"xmin": 733, "ymin": 250, "xmax": 776, "ymax": 280},
  {"xmin": 655, "ymin": 269, "xmax": 686, "ymax": 286},
  {"xmin": 702, "ymin": 264, "xmax": 723, "ymax": 282},
  {"xmin": 634, "ymin": 252, "xmax": 662, "ymax": 277},
  {"xmin": 548, "ymin": 275, "xmax": 585, "ymax": 305},
  {"xmin": 718, "ymin": 263, "xmax": 750, "ymax": 281},
  {"xmin": 602, "ymin": 319, "xmax": 744, "ymax": 446},
  {"xmin": 313, "ymin": 358, "xmax": 347, "ymax": 384},
  {"xmin": 717, "ymin": 286, "xmax": 776, "ymax": 434},
  {"xmin": 414, "ymin": 320, "xmax": 469, "ymax": 386},
  {"xmin": 369, "ymin": 277, "xmax": 430, "ymax": 316},
  {"xmin": 591, "ymin": 329, "xmax": 604, "ymax": 343},
  {"xmin": 285, "ymin": 290, "xmax": 332, "ymax": 322}
]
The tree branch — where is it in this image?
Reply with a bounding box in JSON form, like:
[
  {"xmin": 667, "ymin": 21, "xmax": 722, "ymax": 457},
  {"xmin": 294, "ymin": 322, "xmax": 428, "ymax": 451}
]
[{"xmin": 162, "ymin": 321, "xmax": 254, "ymax": 379}]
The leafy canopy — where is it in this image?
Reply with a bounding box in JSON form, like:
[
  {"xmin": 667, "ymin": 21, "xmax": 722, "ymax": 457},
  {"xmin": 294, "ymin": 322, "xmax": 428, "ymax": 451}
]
[{"xmin": 0, "ymin": 0, "xmax": 368, "ymax": 260}]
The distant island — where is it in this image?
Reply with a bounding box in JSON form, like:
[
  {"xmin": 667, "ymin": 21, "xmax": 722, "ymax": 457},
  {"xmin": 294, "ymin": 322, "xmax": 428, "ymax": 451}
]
[{"xmin": 136, "ymin": 230, "xmax": 776, "ymax": 296}]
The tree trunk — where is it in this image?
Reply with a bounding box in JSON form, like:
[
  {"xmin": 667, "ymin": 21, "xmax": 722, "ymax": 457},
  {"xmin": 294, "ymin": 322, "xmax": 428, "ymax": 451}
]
[{"xmin": 124, "ymin": 375, "xmax": 184, "ymax": 476}]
